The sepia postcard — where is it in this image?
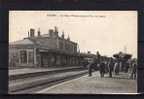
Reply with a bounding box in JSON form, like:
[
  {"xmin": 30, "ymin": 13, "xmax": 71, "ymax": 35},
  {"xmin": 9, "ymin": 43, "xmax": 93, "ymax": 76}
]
[{"xmin": 8, "ymin": 11, "xmax": 137, "ymax": 94}]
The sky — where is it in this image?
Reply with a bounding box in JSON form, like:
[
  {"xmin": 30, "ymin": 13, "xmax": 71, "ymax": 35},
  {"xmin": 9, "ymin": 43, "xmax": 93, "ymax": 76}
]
[{"xmin": 9, "ymin": 11, "xmax": 137, "ymax": 58}]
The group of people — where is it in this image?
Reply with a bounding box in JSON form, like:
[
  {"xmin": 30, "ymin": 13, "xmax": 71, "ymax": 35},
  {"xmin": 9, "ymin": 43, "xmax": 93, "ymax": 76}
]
[{"xmin": 86, "ymin": 57, "xmax": 137, "ymax": 79}]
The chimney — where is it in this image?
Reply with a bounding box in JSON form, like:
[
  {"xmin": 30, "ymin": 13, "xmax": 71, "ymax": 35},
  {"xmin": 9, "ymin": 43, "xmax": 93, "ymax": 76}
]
[
  {"xmin": 28, "ymin": 31, "xmax": 29, "ymax": 37},
  {"xmin": 54, "ymin": 26, "xmax": 58, "ymax": 33},
  {"xmin": 37, "ymin": 28, "xmax": 41, "ymax": 37},
  {"xmin": 54, "ymin": 26, "xmax": 58, "ymax": 37},
  {"xmin": 30, "ymin": 28, "xmax": 35, "ymax": 37}
]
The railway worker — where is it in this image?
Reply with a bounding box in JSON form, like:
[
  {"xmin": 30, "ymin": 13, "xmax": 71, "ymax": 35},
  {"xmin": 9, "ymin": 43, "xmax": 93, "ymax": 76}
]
[
  {"xmin": 99, "ymin": 60, "xmax": 106, "ymax": 78},
  {"xmin": 108, "ymin": 58, "xmax": 114, "ymax": 78}
]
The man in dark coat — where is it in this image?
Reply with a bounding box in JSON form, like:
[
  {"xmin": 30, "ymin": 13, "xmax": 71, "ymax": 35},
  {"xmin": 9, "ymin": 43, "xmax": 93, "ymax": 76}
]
[
  {"xmin": 108, "ymin": 58, "xmax": 114, "ymax": 78},
  {"xmin": 99, "ymin": 61, "xmax": 106, "ymax": 77},
  {"xmin": 130, "ymin": 62, "xmax": 137, "ymax": 79}
]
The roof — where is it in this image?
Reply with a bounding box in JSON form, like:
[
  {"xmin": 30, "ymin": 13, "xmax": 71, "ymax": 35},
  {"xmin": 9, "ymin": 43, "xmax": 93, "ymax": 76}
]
[
  {"xmin": 9, "ymin": 39, "xmax": 34, "ymax": 45},
  {"xmin": 79, "ymin": 52, "xmax": 96, "ymax": 58},
  {"xmin": 28, "ymin": 37, "xmax": 50, "ymax": 47},
  {"xmin": 9, "ymin": 31, "xmax": 78, "ymax": 55},
  {"xmin": 41, "ymin": 34, "xmax": 49, "ymax": 37},
  {"xmin": 113, "ymin": 52, "xmax": 132, "ymax": 59}
]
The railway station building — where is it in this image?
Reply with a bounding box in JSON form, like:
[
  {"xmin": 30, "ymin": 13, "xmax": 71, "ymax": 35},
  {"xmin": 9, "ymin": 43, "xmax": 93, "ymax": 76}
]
[{"xmin": 9, "ymin": 27, "xmax": 92, "ymax": 67}]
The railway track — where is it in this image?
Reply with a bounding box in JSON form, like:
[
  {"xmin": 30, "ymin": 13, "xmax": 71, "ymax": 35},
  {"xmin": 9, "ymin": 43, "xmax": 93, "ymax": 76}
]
[{"xmin": 9, "ymin": 67, "xmax": 88, "ymax": 94}]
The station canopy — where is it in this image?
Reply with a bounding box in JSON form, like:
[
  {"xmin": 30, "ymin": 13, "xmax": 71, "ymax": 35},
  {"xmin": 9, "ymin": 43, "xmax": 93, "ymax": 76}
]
[{"xmin": 113, "ymin": 52, "xmax": 132, "ymax": 60}]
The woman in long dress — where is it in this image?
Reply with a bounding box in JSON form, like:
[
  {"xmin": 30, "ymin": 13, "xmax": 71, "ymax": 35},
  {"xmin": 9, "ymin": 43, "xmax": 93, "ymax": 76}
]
[{"xmin": 114, "ymin": 62, "xmax": 120, "ymax": 75}]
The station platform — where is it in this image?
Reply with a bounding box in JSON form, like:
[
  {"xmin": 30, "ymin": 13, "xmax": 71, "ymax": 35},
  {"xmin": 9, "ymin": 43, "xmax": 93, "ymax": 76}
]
[
  {"xmin": 36, "ymin": 71, "xmax": 137, "ymax": 94},
  {"xmin": 9, "ymin": 66, "xmax": 83, "ymax": 76}
]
